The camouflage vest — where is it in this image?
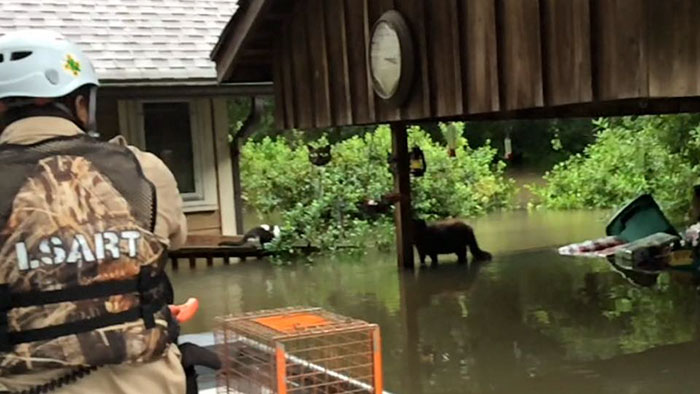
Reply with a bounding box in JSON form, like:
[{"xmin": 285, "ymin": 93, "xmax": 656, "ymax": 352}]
[{"xmin": 0, "ymin": 135, "xmax": 175, "ymax": 375}]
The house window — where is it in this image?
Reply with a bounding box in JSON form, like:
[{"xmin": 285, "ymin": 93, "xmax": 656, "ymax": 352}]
[
  {"xmin": 118, "ymin": 99, "xmax": 219, "ymax": 212},
  {"xmin": 142, "ymin": 102, "xmax": 197, "ymax": 194}
]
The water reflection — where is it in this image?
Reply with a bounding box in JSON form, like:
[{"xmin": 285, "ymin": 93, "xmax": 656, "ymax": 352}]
[
  {"xmin": 396, "ymin": 253, "xmax": 700, "ymax": 394},
  {"xmin": 170, "ymin": 211, "xmax": 700, "ymax": 393}
]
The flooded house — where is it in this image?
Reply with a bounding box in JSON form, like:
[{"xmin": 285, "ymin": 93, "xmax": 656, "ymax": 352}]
[{"xmin": 0, "ymin": 0, "xmax": 270, "ymax": 241}]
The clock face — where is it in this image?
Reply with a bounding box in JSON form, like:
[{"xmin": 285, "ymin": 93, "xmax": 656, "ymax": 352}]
[{"xmin": 370, "ymin": 21, "xmax": 402, "ymax": 99}]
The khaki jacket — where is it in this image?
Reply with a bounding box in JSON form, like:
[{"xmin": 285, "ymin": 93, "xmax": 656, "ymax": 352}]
[{"xmin": 0, "ymin": 117, "xmax": 188, "ymax": 393}]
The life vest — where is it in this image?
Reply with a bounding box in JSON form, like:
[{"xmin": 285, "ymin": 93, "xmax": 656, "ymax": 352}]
[{"xmin": 0, "ymin": 135, "xmax": 176, "ymax": 375}]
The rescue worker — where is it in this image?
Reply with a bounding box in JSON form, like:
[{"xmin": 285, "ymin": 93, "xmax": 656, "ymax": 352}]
[{"xmin": 0, "ymin": 30, "xmax": 188, "ymax": 393}]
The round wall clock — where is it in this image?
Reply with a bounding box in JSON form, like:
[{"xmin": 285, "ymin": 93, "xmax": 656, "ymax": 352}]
[{"xmin": 369, "ymin": 10, "xmax": 415, "ymax": 106}]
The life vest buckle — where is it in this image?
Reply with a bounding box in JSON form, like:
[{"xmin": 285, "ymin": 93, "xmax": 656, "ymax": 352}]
[
  {"xmin": 137, "ymin": 266, "xmax": 159, "ymax": 329},
  {"xmin": 0, "ymin": 318, "xmax": 9, "ymax": 353},
  {"xmin": 0, "ymin": 285, "xmax": 9, "ymax": 352}
]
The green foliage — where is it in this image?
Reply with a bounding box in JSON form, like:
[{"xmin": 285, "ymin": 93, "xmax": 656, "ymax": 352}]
[
  {"xmin": 408, "ymin": 123, "xmax": 516, "ymax": 219},
  {"xmin": 241, "ymin": 123, "xmax": 516, "ymax": 253},
  {"xmin": 227, "ymin": 98, "xmax": 376, "ymax": 144},
  {"xmin": 530, "ymin": 115, "xmax": 700, "ymax": 222},
  {"xmin": 227, "ymin": 97, "xmax": 276, "ymax": 139},
  {"xmin": 467, "ymin": 118, "xmax": 596, "ymax": 170}
]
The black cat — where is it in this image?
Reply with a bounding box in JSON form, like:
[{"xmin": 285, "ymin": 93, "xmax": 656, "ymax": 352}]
[{"xmin": 413, "ymin": 218, "xmax": 491, "ymax": 266}]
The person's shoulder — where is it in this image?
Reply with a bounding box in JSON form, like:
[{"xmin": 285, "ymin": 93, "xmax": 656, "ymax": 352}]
[
  {"xmin": 107, "ymin": 136, "xmax": 174, "ymax": 183},
  {"xmin": 107, "ymin": 135, "xmax": 129, "ymax": 148}
]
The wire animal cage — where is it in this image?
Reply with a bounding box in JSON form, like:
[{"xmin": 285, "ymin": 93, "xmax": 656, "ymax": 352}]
[{"xmin": 215, "ymin": 307, "xmax": 383, "ymax": 394}]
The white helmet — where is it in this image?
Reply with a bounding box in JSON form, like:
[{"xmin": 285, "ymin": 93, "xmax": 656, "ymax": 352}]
[
  {"xmin": 0, "ymin": 30, "xmax": 100, "ymax": 133},
  {"xmin": 0, "ymin": 30, "xmax": 99, "ymax": 100}
]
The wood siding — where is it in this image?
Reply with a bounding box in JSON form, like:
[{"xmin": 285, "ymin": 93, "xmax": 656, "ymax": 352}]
[
  {"xmin": 187, "ymin": 211, "xmax": 222, "ymax": 236},
  {"xmin": 264, "ymin": 0, "xmax": 700, "ymax": 129}
]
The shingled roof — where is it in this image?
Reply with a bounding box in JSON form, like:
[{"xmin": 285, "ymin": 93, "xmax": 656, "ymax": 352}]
[{"xmin": 0, "ymin": 0, "xmax": 238, "ymax": 84}]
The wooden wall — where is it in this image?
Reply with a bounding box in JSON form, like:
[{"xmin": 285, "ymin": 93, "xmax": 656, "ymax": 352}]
[
  {"xmin": 271, "ymin": 0, "xmax": 700, "ymax": 129},
  {"xmin": 187, "ymin": 211, "xmax": 223, "ymax": 236}
]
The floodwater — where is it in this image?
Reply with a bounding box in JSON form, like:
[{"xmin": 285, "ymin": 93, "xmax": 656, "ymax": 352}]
[{"xmin": 169, "ymin": 210, "xmax": 700, "ymax": 394}]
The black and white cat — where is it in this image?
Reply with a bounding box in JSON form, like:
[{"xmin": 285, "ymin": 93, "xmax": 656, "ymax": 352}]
[
  {"xmin": 244, "ymin": 224, "xmax": 281, "ymax": 247},
  {"xmin": 218, "ymin": 224, "xmax": 281, "ymax": 250}
]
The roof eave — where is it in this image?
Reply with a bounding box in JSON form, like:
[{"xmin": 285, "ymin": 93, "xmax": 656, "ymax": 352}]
[
  {"xmin": 211, "ymin": 0, "xmax": 273, "ymax": 83},
  {"xmin": 99, "ymin": 80, "xmax": 274, "ymax": 98},
  {"xmin": 211, "ymin": 0, "xmax": 251, "ymax": 60},
  {"xmin": 100, "ymin": 78, "xmax": 222, "ymax": 87}
]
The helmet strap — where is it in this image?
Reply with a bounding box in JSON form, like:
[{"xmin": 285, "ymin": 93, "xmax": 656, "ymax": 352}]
[
  {"xmin": 50, "ymin": 101, "xmax": 79, "ymax": 124},
  {"xmin": 86, "ymin": 86, "xmax": 99, "ymax": 138}
]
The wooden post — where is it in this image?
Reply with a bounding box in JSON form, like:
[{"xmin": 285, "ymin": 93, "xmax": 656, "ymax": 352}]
[
  {"xmin": 213, "ymin": 98, "xmax": 239, "ymax": 237},
  {"xmin": 230, "ymin": 139, "xmax": 245, "ymax": 234},
  {"xmin": 230, "ymin": 97, "xmax": 266, "ymax": 235},
  {"xmin": 391, "ymin": 122, "xmax": 415, "ymax": 269}
]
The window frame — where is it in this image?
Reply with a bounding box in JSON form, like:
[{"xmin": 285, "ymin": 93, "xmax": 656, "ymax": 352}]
[{"xmin": 117, "ymin": 98, "xmax": 219, "ymax": 213}]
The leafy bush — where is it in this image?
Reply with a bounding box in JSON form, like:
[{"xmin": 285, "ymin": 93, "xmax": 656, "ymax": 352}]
[
  {"xmin": 241, "ymin": 123, "xmax": 516, "ymax": 253},
  {"xmin": 466, "ymin": 118, "xmax": 596, "ymax": 170},
  {"xmin": 530, "ymin": 116, "xmax": 700, "ymax": 221},
  {"xmin": 408, "ymin": 123, "xmax": 515, "ymax": 219}
]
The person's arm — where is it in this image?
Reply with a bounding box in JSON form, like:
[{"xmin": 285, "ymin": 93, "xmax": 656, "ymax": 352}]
[
  {"xmin": 110, "ymin": 136, "xmax": 188, "ymax": 249},
  {"xmin": 138, "ymin": 151, "xmax": 188, "ymax": 249}
]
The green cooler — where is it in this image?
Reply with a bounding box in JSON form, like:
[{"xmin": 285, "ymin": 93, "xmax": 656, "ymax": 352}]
[
  {"xmin": 606, "ymin": 194, "xmax": 679, "ymax": 242},
  {"xmin": 607, "ymin": 194, "xmax": 696, "ymax": 272}
]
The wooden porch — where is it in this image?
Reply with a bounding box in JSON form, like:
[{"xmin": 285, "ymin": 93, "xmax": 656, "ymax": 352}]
[{"xmin": 168, "ymin": 235, "xmax": 269, "ymax": 269}]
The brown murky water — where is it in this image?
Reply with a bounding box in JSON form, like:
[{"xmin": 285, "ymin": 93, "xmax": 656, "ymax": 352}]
[{"xmin": 169, "ymin": 210, "xmax": 700, "ymax": 394}]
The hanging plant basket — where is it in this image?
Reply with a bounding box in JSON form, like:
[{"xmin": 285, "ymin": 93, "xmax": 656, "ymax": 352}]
[
  {"xmin": 444, "ymin": 123, "xmax": 461, "ymax": 159},
  {"xmin": 308, "ymin": 144, "xmax": 332, "ymax": 166},
  {"xmin": 387, "ymin": 152, "xmax": 396, "ymax": 173},
  {"xmin": 359, "ymin": 198, "xmax": 392, "ymax": 216},
  {"xmin": 410, "ymin": 146, "xmax": 427, "ymax": 177},
  {"xmin": 358, "ymin": 193, "xmax": 398, "ymax": 217}
]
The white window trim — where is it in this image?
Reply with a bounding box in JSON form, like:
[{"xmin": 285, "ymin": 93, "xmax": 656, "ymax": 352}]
[{"xmin": 117, "ymin": 98, "xmax": 219, "ymax": 213}]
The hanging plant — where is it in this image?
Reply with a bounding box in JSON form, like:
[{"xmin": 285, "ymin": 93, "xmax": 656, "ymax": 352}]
[
  {"xmin": 386, "ymin": 152, "xmax": 397, "ymax": 173},
  {"xmin": 410, "ymin": 146, "xmax": 427, "ymax": 177},
  {"xmin": 308, "ymin": 144, "xmax": 332, "ymax": 166},
  {"xmin": 443, "ymin": 122, "xmax": 462, "ymax": 158}
]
